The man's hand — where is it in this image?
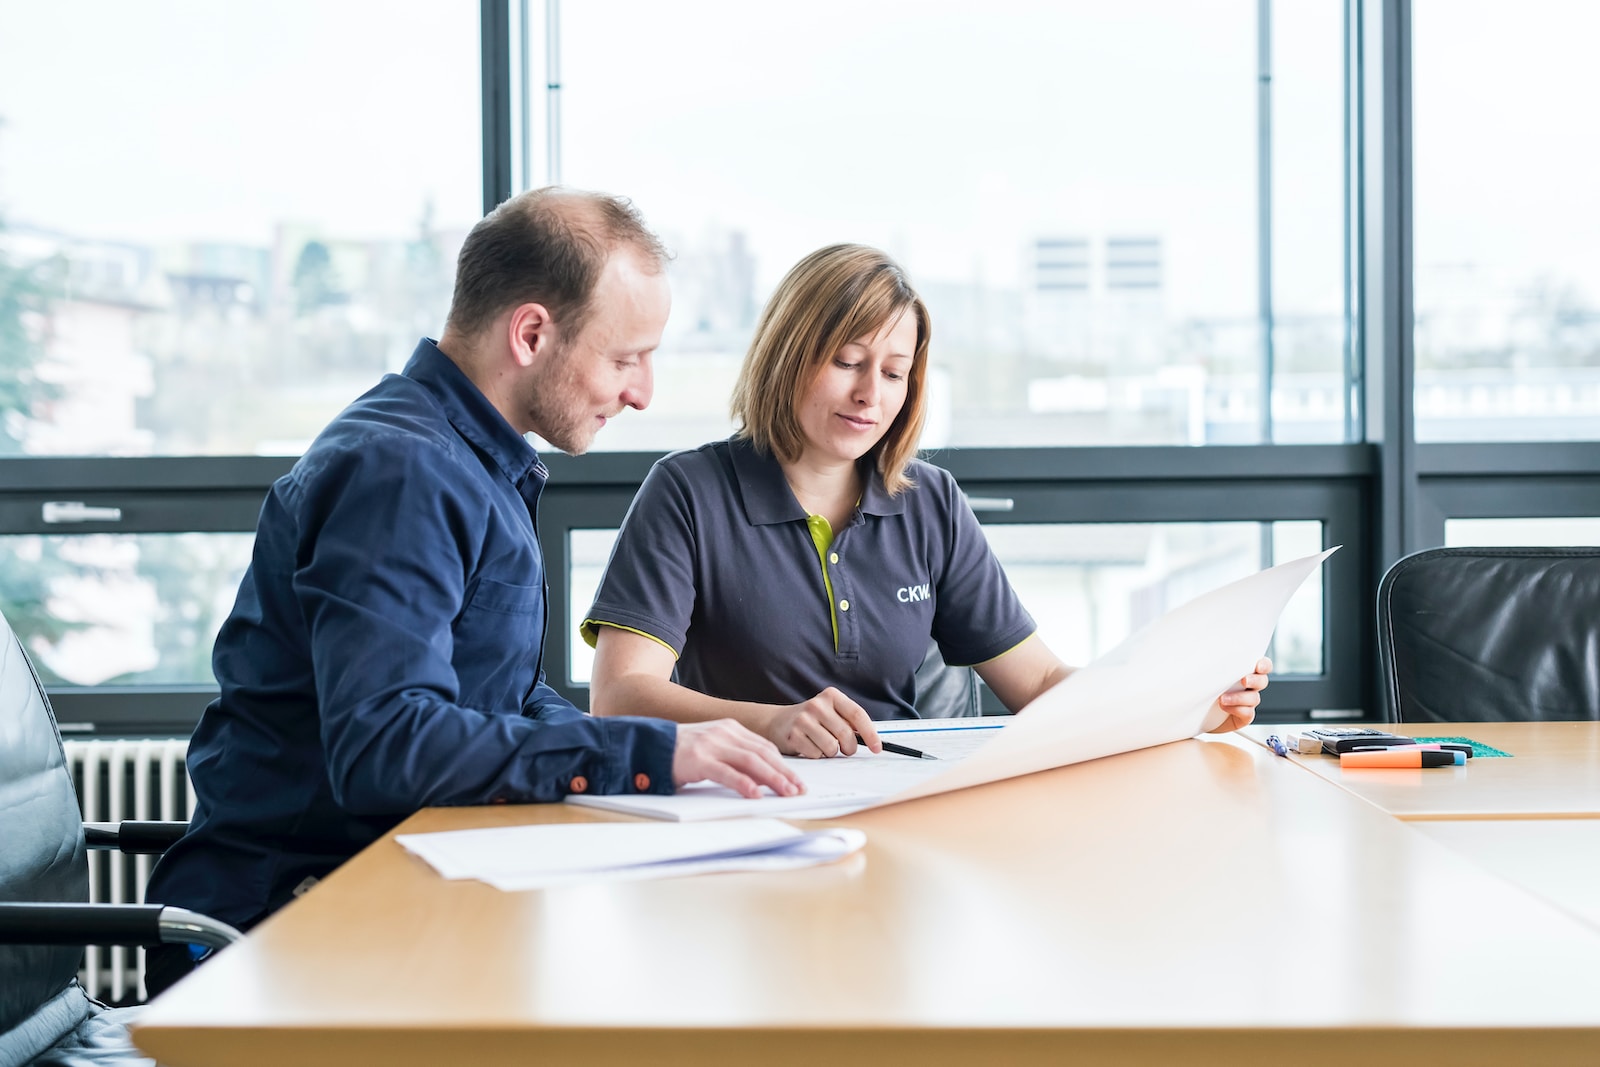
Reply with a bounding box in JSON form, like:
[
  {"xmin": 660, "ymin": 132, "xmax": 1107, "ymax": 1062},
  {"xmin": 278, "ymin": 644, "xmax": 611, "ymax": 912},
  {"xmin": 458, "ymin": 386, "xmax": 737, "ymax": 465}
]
[
  {"xmin": 1207, "ymin": 656, "xmax": 1273, "ymax": 734},
  {"xmin": 766, "ymin": 687, "xmax": 882, "ymax": 758},
  {"xmin": 672, "ymin": 719, "xmax": 806, "ymax": 798}
]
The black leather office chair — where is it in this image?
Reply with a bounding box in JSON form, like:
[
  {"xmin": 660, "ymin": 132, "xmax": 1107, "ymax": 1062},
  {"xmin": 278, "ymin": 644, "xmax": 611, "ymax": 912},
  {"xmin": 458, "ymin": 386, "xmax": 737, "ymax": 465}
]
[
  {"xmin": 1376, "ymin": 546, "xmax": 1600, "ymax": 722},
  {"xmin": 0, "ymin": 608, "xmax": 240, "ymax": 1066},
  {"xmin": 913, "ymin": 640, "xmax": 981, "ymax": 718}
]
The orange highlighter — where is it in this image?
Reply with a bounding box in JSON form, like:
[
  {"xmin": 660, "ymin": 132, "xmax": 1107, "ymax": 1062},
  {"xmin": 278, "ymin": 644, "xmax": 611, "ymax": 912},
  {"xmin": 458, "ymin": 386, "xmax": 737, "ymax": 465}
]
[{"xmin": 1340, "ymin": 748, "xmax": 1465, "ymax": 768}]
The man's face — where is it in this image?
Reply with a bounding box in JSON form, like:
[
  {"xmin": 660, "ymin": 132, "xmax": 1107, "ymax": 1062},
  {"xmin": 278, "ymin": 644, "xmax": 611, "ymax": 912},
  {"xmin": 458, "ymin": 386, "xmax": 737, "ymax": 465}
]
[{"xmin": 524, "ymin": 249, "xmax": 669, "ymax": 455}]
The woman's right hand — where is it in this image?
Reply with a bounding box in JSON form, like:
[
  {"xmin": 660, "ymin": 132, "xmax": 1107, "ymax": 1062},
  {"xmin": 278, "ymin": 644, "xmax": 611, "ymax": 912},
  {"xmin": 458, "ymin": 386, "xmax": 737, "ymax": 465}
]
[{"xmin": 768, "ymin": 688, "xmax": 882, "ymax": 758}]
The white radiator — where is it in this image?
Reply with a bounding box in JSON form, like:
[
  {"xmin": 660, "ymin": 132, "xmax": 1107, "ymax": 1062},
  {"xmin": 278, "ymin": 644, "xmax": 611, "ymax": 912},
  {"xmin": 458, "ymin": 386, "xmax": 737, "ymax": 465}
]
[{"xmin": 62, "ymin": 738, "xmax": 193, "ymax": 1004}]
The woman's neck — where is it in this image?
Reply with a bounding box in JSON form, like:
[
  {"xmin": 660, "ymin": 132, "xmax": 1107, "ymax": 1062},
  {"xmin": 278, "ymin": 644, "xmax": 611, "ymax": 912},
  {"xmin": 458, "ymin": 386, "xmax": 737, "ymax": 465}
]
[{"xmin": 781, "ymin": 454, "xmax": 864, "ymax": 531}]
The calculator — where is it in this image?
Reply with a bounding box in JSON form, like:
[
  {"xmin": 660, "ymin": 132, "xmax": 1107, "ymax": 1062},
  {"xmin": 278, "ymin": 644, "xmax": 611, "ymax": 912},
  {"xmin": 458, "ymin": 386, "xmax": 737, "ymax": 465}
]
[{"xmin": 1302, "ymin": 727, "xmax": 1415, "ymax": 755}]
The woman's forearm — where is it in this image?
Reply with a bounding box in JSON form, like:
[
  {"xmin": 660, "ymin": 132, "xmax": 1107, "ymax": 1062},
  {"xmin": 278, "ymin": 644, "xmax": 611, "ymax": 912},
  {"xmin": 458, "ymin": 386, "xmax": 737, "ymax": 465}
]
[{"xmin": 591, "ymin": 670, "xmax": 780, "ymax": 736}]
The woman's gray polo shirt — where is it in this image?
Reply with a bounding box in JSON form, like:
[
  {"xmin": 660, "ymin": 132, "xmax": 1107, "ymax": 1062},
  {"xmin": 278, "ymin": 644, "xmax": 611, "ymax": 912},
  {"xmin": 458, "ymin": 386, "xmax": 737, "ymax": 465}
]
[{"xmin": 582, "ymin": 437, "xmax": 1035, "ymax": 720}]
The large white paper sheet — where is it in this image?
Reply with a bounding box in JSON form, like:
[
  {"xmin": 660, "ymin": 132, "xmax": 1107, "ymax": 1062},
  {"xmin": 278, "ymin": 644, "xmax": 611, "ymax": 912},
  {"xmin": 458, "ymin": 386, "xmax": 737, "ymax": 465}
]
[
  {"xmin": 568, "ymin": 547, "xmax": 1337, "ymax": 821},
  {"xmin": 885, "ymin": 545, "xmax": 1337, "ymax": 803},
  {"xmin": 395, "ymin": 817, "xmax": 866, "ymax": 890}
]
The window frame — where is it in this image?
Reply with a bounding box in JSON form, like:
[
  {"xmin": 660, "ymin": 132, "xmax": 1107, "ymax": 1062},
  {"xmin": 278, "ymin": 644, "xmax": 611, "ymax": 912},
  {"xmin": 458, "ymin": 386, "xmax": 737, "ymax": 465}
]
[
  {"xmin": 538, "ymin": 445, "xmax": 1372, "ymax": 724},
  {"xmin": 1417, "ymin": 443, "xmax": 1600, "ymax": 548},
  {"xmin": 0, "ymin": 457, "xmax": 286, "ymax": 735},
  {"xmin": 3, "ymin": 0, "xmax": 1596, "ymax": 734}
]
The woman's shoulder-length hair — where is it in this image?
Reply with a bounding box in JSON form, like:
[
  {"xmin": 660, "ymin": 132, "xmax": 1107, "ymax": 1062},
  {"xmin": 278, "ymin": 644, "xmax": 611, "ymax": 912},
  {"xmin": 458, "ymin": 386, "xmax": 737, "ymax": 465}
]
[{"xmin": 730, "ymin": 243, "xmax": 931, "ymax": 495}]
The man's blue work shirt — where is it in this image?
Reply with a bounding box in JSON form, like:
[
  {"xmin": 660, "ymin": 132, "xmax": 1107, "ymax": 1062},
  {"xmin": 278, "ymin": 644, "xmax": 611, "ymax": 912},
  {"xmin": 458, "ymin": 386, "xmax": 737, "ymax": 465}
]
[{"xmin": 147, "ymin": 339, "xmax": 676, "ymax": 931}]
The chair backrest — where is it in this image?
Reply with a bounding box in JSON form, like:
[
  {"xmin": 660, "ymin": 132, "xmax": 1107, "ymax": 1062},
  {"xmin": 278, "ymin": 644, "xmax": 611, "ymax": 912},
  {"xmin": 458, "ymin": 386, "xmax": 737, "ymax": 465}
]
[
  {"xmin": 0, "ymin": 609, "xmax": 89, "ymax": 1035},
  {"xmin": 913, "ymin": 640, "xmax": 981, "ymax": 718},
  {"xmin": 1377, "ymin": 546, "xmax": 1600, "ymax": 722}
]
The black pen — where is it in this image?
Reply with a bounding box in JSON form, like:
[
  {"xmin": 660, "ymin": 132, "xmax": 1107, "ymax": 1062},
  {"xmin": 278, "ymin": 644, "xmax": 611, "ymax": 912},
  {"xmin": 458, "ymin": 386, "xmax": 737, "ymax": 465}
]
[{"xmin": 856, "ymin": 734, "xmax": 939, "ymax": 760}]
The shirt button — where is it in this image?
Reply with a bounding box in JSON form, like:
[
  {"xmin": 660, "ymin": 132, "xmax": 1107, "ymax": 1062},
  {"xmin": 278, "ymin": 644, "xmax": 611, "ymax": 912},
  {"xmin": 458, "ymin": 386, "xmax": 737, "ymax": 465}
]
[
  {"xmin": 839, "ymin": 599, "xmax": 850, "ymax": 611},
  {"xmin": 829, "ymin": 552, "xmax": 839, "ymax": 564},
  {"xmin": 569, "ymin": 775, "xmax": 588, "ymax": 794},
  {"xmin": 634, "ymin": 772, "xmax": 651, "ymax": 791}
]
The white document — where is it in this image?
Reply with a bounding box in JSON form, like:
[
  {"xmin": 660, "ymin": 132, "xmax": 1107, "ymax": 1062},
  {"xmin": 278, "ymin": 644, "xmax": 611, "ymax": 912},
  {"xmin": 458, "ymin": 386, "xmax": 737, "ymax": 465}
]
[
  {"xmin": 886, "ymin": 545, "xmax": 1338, "ymax": 804},
  {"xmin": 569, "ymin": 722, "xmax": 1001, "ymax": 821},
  {"xmin": 484, "ymin": 828, "xmax": 865, "ymax": 890},
  {"xmin": 568, "ymin": 547, "xmax": 1337, "ymax": 821},
  {"xmin": 395, "ymin": 817, "xmax": 865, "ymax": 890}
]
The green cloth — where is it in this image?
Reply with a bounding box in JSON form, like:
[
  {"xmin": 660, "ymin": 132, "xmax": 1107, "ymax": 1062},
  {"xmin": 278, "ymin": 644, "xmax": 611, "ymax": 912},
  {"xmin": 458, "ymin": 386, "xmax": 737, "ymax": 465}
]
[{"xmin": 1412, "ymin": 735, "xmax": 1513, "ymax": 758}]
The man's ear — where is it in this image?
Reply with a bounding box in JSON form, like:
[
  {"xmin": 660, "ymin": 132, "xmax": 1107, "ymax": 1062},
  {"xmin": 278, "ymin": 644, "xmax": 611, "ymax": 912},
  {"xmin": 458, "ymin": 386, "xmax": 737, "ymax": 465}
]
[{"xmin": 507, "ymin": 302, "xmax": 557, "ymax": 368}]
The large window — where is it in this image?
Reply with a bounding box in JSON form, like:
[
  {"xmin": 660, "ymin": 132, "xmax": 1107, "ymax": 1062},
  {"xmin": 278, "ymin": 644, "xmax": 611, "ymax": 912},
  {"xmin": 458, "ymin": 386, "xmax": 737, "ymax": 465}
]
[
  {"xmin": 0, "ymin": 1, "xmax": 481, "ymax": 459},
  {"xmin": 523, "ymin": 0, "xmax": 1349, "ymax": 451},
  {"xmin": 0, "ymin": 533, "xmax": 251, "ymax": 687},
  {"xmin": 1412, "ymin": 0, "xmax": 1600, "ymax": 443},
  {"xmin": 0, "ymin": 3, "xmax": 480, "ymax": 704},
  {"xmin": 1409, "ymin": 1, "xmax": 1600, "ymax": 578},
  {"xmin": 8, "ymin": 1, "xmax": 1592, "ymax": 731}
]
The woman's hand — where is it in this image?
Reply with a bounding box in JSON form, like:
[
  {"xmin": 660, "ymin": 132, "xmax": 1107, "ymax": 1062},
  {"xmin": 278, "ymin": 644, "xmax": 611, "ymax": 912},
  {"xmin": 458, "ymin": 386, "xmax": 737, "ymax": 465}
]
[
  {"xmin": 1207, "ymin": 656, "xmax": 1273, "ymax": 734},
  {"xmin": 768, "ymin": 688, "xmax": 882, "ymax": 758}
]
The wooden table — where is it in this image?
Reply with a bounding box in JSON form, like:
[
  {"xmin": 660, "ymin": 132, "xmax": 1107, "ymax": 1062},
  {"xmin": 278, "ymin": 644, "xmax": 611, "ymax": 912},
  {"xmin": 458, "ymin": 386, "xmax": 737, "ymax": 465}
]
[
  {"xmin": 1410, "ymin": 819, "xmax": 1600, "ymax": 931},
  {"xmin": 1246, "ymin": 722, "xmax": 1600, "ymax": 819},
  {"xmin": 1243, "ymin": 722, "xmax": 1600, "ymax": 940},
  {"xmin": 132, "ymin": 729, "xmax": 1600, "ymax": 1066}
]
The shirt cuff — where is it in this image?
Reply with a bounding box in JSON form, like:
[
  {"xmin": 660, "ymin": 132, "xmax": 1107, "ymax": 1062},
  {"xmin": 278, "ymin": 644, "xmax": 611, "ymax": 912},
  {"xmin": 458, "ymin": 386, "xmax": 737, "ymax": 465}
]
[{"xmin": 594, "ymin": 715, "xmax": 677, "ymax": 796}]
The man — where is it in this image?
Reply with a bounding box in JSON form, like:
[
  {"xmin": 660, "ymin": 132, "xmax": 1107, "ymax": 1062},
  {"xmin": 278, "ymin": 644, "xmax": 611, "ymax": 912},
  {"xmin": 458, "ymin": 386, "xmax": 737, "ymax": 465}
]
[{"xmin": 145, "ymin": 188, "xmax": 803, "ymax": 995}]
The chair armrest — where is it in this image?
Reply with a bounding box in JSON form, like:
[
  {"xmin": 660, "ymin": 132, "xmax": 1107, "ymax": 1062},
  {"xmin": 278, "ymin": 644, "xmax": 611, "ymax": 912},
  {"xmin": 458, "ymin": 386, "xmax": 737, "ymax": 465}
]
[
  {"xmin": 0, "ymin": 903, "xmax": 241, "ymax": 949},
  {"xmin": 0, "ymin": 903, "xmax": 164, "ymax": 946},
  {"xmin": 83, "ymin": 820, "xmax": 189, "ymax": 854}
]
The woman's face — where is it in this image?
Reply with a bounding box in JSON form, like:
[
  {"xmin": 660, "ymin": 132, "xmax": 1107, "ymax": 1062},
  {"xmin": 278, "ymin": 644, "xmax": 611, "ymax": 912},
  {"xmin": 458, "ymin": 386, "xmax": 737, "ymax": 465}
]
[{"xmin": 794, "ymin": 308, "xmax": 917, "ymax": 467}]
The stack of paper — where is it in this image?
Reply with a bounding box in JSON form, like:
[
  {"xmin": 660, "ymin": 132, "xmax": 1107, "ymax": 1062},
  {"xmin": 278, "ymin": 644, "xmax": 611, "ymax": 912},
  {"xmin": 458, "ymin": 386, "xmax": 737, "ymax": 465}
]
[{"xmin": 396, "ymin": 818, "xmax": 864, "ymax": 890}]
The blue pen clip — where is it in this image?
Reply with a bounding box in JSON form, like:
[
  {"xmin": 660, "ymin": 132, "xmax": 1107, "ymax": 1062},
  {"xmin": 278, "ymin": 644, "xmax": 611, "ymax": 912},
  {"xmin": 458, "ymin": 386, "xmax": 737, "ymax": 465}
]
[{"xmin": 1263, "ymin": 734, "xmax": 1291, "ymax": 758}]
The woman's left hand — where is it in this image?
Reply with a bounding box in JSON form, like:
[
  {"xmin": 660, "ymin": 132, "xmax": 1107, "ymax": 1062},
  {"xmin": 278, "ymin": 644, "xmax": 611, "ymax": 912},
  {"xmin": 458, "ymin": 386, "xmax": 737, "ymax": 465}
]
[{"xmin": 1207, "ymin": 656, "xmax": 1273, "ymax": 734}]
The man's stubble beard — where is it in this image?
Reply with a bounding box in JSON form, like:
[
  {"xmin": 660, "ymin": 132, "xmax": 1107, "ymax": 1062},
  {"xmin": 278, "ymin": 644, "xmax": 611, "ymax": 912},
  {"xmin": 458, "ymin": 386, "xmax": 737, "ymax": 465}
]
[{"xmin": 523, "ymin": 342, "xmax": 597, "ymax": 456}]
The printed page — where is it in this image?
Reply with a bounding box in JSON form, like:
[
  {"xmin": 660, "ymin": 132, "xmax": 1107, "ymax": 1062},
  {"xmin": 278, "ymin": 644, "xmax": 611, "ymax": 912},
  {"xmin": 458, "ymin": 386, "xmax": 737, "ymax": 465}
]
[
  {"xmin": 483, "ymin": 828, "xmax": 867, "ymax": 890},
  {"xmin": 568, "ymin": 723, "xmax": 1005, "ymax": 821},
  {"xmin": 790, "ymin": 722, "xmax": 1001, "ymax": 793},
  {"xmin": 568, "ymin": 783, "xmax": 886, "ymax": 822},
  {"xmin": 396, "ymin": 818, "xmax": 804, "ymax": 879}
]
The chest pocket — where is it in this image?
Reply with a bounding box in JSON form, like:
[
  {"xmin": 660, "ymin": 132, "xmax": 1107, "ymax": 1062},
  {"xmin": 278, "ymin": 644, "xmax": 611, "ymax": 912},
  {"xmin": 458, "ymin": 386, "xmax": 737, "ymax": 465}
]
[
  {"xmin": 464, "ymin": 577, "xmax": 541, "ymax": 616},
  {"xmin": 454, "ymin": 577, "xmax": 544, "ymax": 710}
]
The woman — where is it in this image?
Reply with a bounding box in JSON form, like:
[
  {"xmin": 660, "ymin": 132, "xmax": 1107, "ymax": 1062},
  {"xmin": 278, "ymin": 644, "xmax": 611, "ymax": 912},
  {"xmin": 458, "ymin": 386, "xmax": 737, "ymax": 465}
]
[{"xmin": 584, "ymin": 244, "xmax": 1269, "ymax": 757}]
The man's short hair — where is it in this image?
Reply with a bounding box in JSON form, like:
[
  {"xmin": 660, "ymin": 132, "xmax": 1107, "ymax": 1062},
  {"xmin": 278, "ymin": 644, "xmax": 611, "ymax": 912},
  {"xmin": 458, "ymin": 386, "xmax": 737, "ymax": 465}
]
[
  {"xmin": 731, "ymin": 244, "xmax": 931, "ymax": 496},
  {"xmin": 444, "ymin": 187, "xmax": 669, "ymax": 342}
]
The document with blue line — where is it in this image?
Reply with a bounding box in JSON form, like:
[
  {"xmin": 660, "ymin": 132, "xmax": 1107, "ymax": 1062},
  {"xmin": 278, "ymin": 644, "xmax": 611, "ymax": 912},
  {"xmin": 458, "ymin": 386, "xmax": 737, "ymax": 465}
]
[{"xmin": 569, "ymin": 547, "xmax": 1337, "ymax": 822}]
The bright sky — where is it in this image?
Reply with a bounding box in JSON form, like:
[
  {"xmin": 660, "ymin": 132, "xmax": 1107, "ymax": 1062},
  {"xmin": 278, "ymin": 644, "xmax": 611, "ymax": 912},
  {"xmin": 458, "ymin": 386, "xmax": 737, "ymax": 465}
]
[
  {"xmin": 1411, "ymin": 0, "xmax": 1600, "ymax": 302},
  {"xmin": 0, "ymin": 1, "xmax": 482, "ymax": 244},
  {"xmin": 0, "ymin": 0, "xmax": 1594, "ymax": 318}
]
